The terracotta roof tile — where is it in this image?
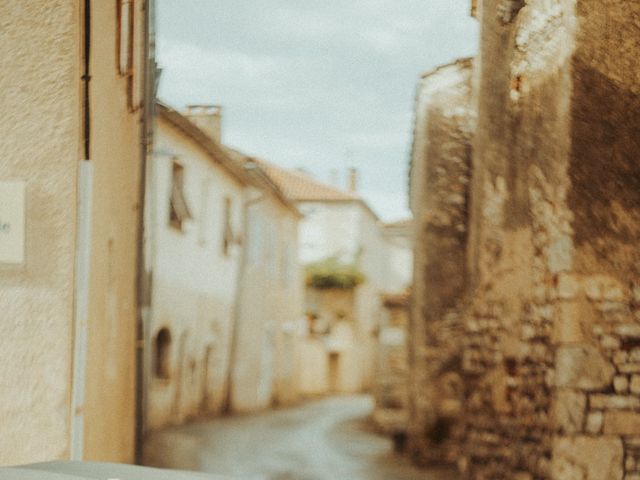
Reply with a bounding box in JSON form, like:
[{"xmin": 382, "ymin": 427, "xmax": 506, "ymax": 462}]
[{"xmin": 253, "ymin": 159, "xmax": 359, "ymax": 202}]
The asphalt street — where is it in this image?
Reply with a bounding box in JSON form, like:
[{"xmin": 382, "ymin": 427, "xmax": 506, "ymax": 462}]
[{"xmin": 143, "ymin": 395, "xmax": 459, "ymax": 480}]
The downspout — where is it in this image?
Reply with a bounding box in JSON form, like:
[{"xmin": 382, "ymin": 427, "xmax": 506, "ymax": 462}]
[
  {"xmin": 223, "ymin": 170, "xmax": 264, "ymax": 414},
  {"xmin": 135, "ymin": 0, "xmax": 156, "ymax": 464},
  {"xmin": 70, "ymin": 0, "xmax": 93, "ymax": 460}
]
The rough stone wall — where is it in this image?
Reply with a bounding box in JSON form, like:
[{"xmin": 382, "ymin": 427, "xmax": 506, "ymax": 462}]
[
  {"xmin": 551, "ymin": 1, "xmax": 640, "ymax": 479},
  {"xmin": 455, "ymin": 0, "xmax": 640, "ymax": 479},
  {"xmin": 407, "ymin": 58, "xmax": 474, "ymax": 466},
  {"xmin": 460, "ymin": 1, "xmax": 575, "ymax": 478},
  {"xmin": 373, "ymin": 294, "xmax": 410, "ymax": 434}
]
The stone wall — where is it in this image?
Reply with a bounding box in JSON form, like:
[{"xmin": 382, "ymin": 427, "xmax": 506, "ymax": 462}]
[
  {"xmin": 408, "ymin": 0, "xmax": 640, "ymax": 478},
  {"xmin": 408, "ymin": 58, "xmax": 474, "ymax": 466},
  {"xmin": 373, "ymin": 293, "xmax": 410, "ymax": 435}
]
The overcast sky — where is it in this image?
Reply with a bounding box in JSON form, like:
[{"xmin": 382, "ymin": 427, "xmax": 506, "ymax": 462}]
[{"xmin": 157, "ymin": 1, "xmax": 478, "ymax": 221}]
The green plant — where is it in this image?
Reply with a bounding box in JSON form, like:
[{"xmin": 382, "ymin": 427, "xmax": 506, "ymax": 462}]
[{"xmin": 304, "ymin": 256, "xmax": 365, "ymax": 290}]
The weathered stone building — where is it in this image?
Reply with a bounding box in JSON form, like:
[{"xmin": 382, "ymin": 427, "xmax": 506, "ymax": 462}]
[
  {"xmin": 408, "ymin": 58, "xmax": 475, "ymax": 466},
  {"xmin": 409, "ymin": 1, "xmax": 640, "ymax": 479},
  {"xmin": 373, "ymin": 292, "xmax": 411, "ymax": 436}
]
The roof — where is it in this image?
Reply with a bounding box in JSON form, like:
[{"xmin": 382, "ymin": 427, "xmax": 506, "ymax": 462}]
[
  {"xmin": 250, "ymin": 159, "xmax": 381, "ymax": 222},
  {"xmin": 383, "ymin": 217, "xmax": 413, "ymax": 229},
  {"xmin": 381, "ymin": 291, "xmax": 410, "ymax": 308},
  {"xmin": 155, "ymin": 102, "xmax": 250, "ymax": 186},
  {"xmin": 223, "ymin": 148, "xmax": 302, "ymax": 217},
  {"xmin": 253, "ymin": 160, "xmax": 359, "ymax": 202}
]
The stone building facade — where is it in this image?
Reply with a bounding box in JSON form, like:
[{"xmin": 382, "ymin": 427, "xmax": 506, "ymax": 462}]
[
  {"xmin": 408, "ymin": 58, "xmax": 475, "ymax": 466},
  {"xmin": 408, "ymin": 1, "xmax": 640, "ymax": 479}
]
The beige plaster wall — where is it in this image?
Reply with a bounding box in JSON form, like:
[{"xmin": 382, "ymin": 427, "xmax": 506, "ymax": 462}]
[
  {"xmin": 82, "ymin": 0, "xmax": 146, "ymax": 462},
  {"xmin": 0, "ymin": 1, "xmax": 80, "ymax": 465}
]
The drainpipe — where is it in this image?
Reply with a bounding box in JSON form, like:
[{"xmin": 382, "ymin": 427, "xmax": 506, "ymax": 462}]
[
  {"xmin": 69, "ymin": 0, "xmax": 93, "ymax": 461},
  {"xmin": 134, "ymin": 0, "xmax": 156, "ymax": 464},
  {"xmin": 223, "ymin": 167, "xmax": 264, "ymax": 414}
]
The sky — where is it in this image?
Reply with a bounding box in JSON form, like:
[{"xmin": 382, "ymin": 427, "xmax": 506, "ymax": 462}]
[{"xmin": 157, "ymin": 1, "xmax": 478, "ymax": 222}]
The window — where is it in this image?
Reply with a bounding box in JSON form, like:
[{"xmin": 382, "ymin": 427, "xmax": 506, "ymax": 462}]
[
  {"xmin": 247, "ymin": 208, "xmax": 264, "ymax": 266},
  {"xmin": 154, "ymin": 328, "xmax": 172, "ymax": 379},
  {"xmin": 169, "ymin": 161, "xmax": 192, "ymax": 231},
  {"xmin": 116, "ymin": 0, "xmax": 142, "ymax": 111},
  {"xmin": 199, "ymin": 179, "xmax": 212, "ymax": 246},
  {"xmin": 222, "ymin": 197, "xmax": 233, "ymax": 255},
  {"xmin": 116, "ymin": 0, "xmax": 133, "ymax": 76}
]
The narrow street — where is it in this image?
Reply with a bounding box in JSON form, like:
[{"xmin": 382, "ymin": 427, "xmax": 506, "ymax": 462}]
[{"xmin": 143, "ymin": 396, "xmax": 459, "ymax": 480}]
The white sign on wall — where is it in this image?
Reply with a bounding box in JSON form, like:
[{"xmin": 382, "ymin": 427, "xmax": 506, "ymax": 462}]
[{"xmin": 0, "ymin": 181, "xmax": 26, "ymax": 265}]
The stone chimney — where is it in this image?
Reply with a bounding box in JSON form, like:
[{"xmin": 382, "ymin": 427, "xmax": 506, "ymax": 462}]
[
  {"xmin": 184, "ymin": 104, "xmax": 222, "ymax": 143},
  {"xmin": 348, "ymin": 167, "xmax": 358, "ymax": 192}
]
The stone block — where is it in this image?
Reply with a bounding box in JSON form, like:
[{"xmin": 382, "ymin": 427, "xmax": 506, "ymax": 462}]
[
  {"xmin": 614, "ymin": 375, "xmax": 630, "ymax": 393},
  {"xmin": 630, "ymin": 375, "xmax": 640, "ymax": 395},
  {"xmin": 557, "ymin": 273, "xmax": 581, "ymax": 299},
  {"xmin": 552, "ymin": 436, "xmax": 623, "ymax": 480},
  {"xmin": 584, "ymin": 275, "xmax": 628, "ymax": 302},
  {"xmin": 619, "ymin": 364, "xmax": 640, "ymax": 374},
  {"xmin": 554, "ymin": 302, "xmax": 586, "ymax": 344},
  {"xmin": 553, "ymin": 390, "xmax": 586, "ymax": 433},
  {"xmin": 615, "ymin": 324, "xmax": 640, "ymax": 339},
  {"xmin": 603, "ymin": 411, "xmax": 640, "ymax": 436},
  {"xmin": 556, "ymin": 344, "xmax": 615, "ymax": 391},
  {"xmin": 590, "ymin": 395, "xmax": 640, "ymax": 410},
  {"xmin": 586, "ymin": 411, "xmax": 603, "ymax": 434},
  {"xmin": 625, "ymin": 455, "xmax": 636, "ymax": 471},
  {"xmin": 601, "ymin": 335, "xmax": 622, "ymax": 350}
]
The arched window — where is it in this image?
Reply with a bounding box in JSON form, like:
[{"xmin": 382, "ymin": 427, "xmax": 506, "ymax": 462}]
[{"xmin": 154, "ymin": 328, "xmax": 172, "ymax": 379}]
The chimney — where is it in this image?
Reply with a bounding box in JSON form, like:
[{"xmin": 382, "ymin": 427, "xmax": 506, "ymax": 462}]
[
  {"xmin": 348, "ymin": 167, "xmax": 358, "ymax": 192},
  {"xmin": 470, "ymin": 0, "xmax": 478, "ymax": 17},
  {"xmin": 183, "ymin": 104, "xmax": 223, "ymax": 143}
]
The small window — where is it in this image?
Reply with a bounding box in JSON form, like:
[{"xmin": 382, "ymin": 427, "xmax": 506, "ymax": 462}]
[
  {"xmin": 154, "ymin": 328, "xmax": 172, "ymax": 379},
  {"xmin": 116, "ymin": 0, "xmax": 133, "ymax": 76},
  {"xmin": 116, "ymin": 0, "xmax": 141, "ymax": 111},
  {"xmin": 169, "ymin": 161, "xmax": 192, "ymax": 231},
  {"xmin": 199, "ymin": 179, "xmax": 211, "ymax": 246},
  {"xmin": 222, "ymin": 197, "xmax": 233, "ymax": 255}
]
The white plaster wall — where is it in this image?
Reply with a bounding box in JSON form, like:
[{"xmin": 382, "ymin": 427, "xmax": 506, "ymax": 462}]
[
  {"xmin": 354, "ymin": 207, "xmax": 387, "ymax": 389},
  {"xmin": 297, "ymin": 202, "xmax": 362, "ymax": 264},
  {"xmin": 383, "ymin": 230, "xmax": 413, "ymax": 293},
  {"xmin": 297, "ymin": 200, "xmax": 387, "ymax": 393},
  {"xmin": 0, "ymin": 1, "xmax": 80, "ymax": 465},
  {"xmin": 146, "ymin": 120, "xmax": 244, "ymax": 429},
  {"xmin": 231, "ymin": 197, "xmax": 302, "ymax": 412}
]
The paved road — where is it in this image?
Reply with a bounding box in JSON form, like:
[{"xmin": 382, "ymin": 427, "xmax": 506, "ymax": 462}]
[{"xmin": 143, "ymin": 395, "xmax": 458, "ymax": 480}]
